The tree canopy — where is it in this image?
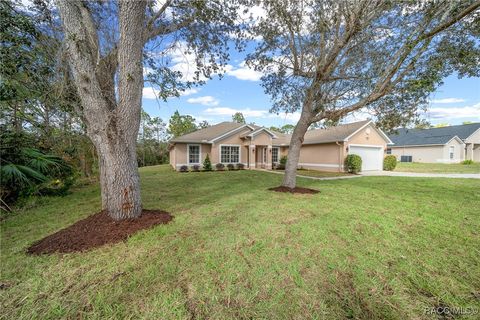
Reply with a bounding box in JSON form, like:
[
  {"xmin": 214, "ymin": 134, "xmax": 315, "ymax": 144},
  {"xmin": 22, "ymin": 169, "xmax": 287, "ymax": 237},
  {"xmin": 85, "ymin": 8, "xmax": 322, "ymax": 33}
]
[
  {"xmin": 168, "ymin": 111, "xmax": 197, "ymax": 138},
  {"xmin": 246, "ymin": 0, "xmax": 480, "ymax": 188},
  {"xmin": 232, "ymin": 112, "xmax": 246, "ymax": 124}
]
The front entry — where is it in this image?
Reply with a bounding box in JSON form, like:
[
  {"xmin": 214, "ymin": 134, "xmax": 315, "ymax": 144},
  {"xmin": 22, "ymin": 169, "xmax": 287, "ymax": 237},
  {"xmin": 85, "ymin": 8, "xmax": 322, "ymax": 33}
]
[
  {"xmin": 255, "ymin": 146, "xmax": 267, "ymax": 169},
  {"xmin": 254, "ymin": 146, "xmax": 271, "ymax": 169}
]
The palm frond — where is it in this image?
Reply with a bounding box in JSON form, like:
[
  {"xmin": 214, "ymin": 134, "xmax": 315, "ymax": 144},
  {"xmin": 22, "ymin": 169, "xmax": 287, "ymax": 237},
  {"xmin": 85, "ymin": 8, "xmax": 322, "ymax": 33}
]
[
  {"xmin": 0, "ymin": 163, "xmax": 47, "ymax": 186},
  {"xmin": 23, "ymin": 148, "xmax": 66, "ymax": 173}
]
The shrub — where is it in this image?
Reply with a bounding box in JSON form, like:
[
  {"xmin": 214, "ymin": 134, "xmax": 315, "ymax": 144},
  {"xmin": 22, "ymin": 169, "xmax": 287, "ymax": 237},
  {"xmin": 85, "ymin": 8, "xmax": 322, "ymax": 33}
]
[
  {"xmin": 280, "ymin": 155, "xmax": 288, "ymax": 166},
  {"xmin": 226, "ymin": 163, "xmax": 235, "ymax": 170},
  {"xmin": 203, "ymin": 154, "xmax": 212, "ymax": 171},
  {"xmin": 192, "ymin": 164, "xmax": 200, "ymax": 172},
  {"xmin": 345, "ymin": 154, "xmax": 362, "ymax": 174},
  {"xmin": 236, "ymin": 163, "xmax": 245, "ymax": 170},
  {"xmin": 215, "ymin": 163, "xmax": 225, "ymax": 171},
  {"xmin": 383, "ymin": 155, "xmax": 397, "ymax": 171},
  {"xmin": 462, "ymin": 159, "xmax": 474, "ymax": 165},
  {"xmin": 179, "ymin": 165, "xmax": 188, "ymax": 172}
]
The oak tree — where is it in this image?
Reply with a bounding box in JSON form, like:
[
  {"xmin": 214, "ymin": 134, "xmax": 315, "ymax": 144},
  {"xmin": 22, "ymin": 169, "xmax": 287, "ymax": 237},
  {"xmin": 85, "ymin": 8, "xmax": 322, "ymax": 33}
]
[
  {"xmin": 56, "ymin": 0, "xmax": 244, "ymax": 219},
  {"xmin": 247, "ymin": 0, "xmax": 480, "ymax": 188}
]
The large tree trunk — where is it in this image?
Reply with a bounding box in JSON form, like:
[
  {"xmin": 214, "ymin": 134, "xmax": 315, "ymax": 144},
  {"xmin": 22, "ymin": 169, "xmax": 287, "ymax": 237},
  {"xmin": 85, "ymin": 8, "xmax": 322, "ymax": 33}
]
[
  {"xmin": 94, "ymin": 133, "xmax": 141, "ymax": 220},
  {"xmin": 282, "ymin": 107, "xmax": 312, "ymax": 188},
  {"xmin": 57, "ymin": 0, "xmax": 146, "ymax": 220}
]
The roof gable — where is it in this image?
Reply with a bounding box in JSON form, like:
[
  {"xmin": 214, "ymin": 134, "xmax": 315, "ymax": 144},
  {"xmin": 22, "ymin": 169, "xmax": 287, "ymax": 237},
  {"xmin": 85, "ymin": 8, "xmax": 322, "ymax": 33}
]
[
  {"xmin": 169, "ymin": 122, "xmax": 253, "ymax": 143},
  {"xmin": 240, "ymin": 127, "xmax": 278, "ymax": 139}
]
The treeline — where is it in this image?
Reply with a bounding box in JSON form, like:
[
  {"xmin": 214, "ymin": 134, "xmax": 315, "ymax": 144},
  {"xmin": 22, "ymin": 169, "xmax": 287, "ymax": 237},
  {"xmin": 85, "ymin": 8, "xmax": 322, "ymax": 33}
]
[{"xmin": 0, "ymin": 2, "xmax": 168, "ymax": 208}]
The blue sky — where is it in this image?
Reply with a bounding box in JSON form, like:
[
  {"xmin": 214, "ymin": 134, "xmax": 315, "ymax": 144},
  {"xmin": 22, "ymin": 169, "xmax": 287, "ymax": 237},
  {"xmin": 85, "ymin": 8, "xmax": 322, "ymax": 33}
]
[{"xmin": 143, "ymin": 52, "xmax": 480, "ymax": 127}]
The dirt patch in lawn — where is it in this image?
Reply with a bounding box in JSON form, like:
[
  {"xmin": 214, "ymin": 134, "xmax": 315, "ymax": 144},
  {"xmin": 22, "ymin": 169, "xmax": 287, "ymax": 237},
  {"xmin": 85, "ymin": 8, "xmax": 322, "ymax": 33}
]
[
  {"xmin": 27, "ymin": 209, "xmax": 173, "ymax": 255},
  {"xmin": 268, "ymin": 186, "xmax": 319, "ymax": 194}
]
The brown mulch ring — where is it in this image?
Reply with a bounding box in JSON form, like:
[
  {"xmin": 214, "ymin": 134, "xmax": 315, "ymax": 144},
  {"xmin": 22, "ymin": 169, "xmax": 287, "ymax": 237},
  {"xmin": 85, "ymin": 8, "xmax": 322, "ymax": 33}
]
[
  {"xmin": 27, "ymin": 209, "xmax": 173, "ymax": 255},
  {"xmin": 268, "ymin": 186, "xmax": 320, "ymax": 194}
]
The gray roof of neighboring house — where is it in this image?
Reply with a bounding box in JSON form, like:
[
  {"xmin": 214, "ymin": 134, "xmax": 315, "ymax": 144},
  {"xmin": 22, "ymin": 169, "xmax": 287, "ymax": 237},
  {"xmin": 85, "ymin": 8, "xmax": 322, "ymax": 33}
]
[
  {"xmin": 170, "ymin": 119, "xmax": 387, "ymax": 145},
  {"xmin": 169, "ymin": 122, "xmax": 251, "ymax": 143},
  {"xmin": 388, "ymin": 123, "xmax": 480, "ymax": 147}
]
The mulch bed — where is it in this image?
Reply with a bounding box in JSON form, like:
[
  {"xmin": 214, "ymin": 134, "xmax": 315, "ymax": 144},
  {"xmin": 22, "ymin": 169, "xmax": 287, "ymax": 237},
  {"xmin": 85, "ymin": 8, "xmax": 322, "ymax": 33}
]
[
  {"xmin": 27, "ymin": 209, "xmax": 173, "ymax": 255},
  {"xmin": 268, "ymin": 186, "xmax": 320, "ymax": 194}
]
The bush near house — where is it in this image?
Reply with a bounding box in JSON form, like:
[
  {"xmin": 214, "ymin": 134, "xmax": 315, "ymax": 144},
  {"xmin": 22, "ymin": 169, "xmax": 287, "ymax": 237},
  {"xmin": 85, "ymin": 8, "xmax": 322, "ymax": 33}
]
[
  {"xmin": 215, "ymin": 163, "xmax": 225, "ymax": 171},
  {"xmin": 226, "ymin": 163, "xmax": 235, "ymax": 170},
  {"xmin": 236, "ymin": 163, "xmax": 245, "ymax": 170},
  {"xmin": 203, "ymin": 154, "xmax": 212, "ymax": 171},
  {"xmin": 462, "ymin": 159, "xmax": 474, "ymax": 165},
  {"xmin": 277, "ymin": 155, "xmax": 288, "ymax": 170},
  {"xmin": 383, "ymin": 155, "xmax": 397, "ymax": 171},
  {"xmin": 345, "ymin": 154, "xmax": 362, "ymax": 174},
  {"xmin": 192, "ymin": 165, "xmax": 200, "ymax": 172},
  {"xmin": 179, "ymin": 165, "xmax": 188, "ymax": 172}
]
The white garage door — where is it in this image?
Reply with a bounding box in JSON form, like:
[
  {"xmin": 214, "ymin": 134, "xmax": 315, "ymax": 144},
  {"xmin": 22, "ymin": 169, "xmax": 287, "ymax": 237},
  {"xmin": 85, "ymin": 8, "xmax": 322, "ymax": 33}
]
[{"xmin": 349, "ymin": 145, "xmax": 383, "ymax": 171}]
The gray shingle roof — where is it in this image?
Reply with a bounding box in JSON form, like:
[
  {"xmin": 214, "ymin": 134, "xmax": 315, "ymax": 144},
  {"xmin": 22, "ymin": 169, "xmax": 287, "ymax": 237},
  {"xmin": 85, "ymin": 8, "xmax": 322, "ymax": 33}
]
[
  {"xmin": 170, "ymin": 120, "xmax": 386, "ymax": 146},
  {"xmin": 169, "ymin": 122, "xmax": 249, "ymax": 143},
  {"xmin": 271, "ymin": 120, "xmax": 375, "ymax": 145},
  {"xmin": 389, "ymin": 123, "xmax": 480, "ymax": 147}
]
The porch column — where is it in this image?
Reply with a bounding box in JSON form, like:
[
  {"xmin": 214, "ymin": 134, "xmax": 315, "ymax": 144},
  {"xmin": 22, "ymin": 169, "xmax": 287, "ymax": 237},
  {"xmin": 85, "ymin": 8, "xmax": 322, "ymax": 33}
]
[
  {"xmin": 249, "ymin": 145, "xmax": 256, "ymax": 169},
  {"xmin": 267, "ymin": 145, "xmax": 272, "ymax": 170},
  {"xmin": 466, "ymin": 143, "xmax": 474, "ymax": 160}
]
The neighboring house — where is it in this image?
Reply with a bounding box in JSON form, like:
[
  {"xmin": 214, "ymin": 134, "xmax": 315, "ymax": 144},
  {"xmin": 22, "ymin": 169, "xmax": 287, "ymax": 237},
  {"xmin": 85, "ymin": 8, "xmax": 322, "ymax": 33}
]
[
  {"xmin": 388, "ymin": 123, "xmax": 480, "ymax": 163},
  {"xmin": 169, "ymin": 120, "xmax": 392, "ymax": 172}
]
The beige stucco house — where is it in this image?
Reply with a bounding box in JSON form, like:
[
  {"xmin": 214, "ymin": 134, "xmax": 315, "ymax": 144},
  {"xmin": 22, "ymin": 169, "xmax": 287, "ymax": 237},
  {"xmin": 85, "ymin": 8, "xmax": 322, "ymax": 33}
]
[
  {"xmin": 169, "ymin": 120, "xmax": 392, "ymax": 172},
  {"xmin": 388, "ymin": 123, "xmax": 480, "ymax": 163}
]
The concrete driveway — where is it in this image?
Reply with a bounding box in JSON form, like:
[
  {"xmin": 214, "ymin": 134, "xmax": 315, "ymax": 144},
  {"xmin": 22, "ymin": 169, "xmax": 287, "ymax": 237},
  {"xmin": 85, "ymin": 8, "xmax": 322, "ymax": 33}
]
[{"xmin": 360, "ymin": 171, "xmax": 480, "ymax": 179}]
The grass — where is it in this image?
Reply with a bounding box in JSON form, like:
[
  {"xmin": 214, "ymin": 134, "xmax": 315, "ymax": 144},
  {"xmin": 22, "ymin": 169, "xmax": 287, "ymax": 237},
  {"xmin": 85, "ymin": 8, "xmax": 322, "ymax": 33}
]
[
  {"xmin": 274, "ymin": 168, "xmax": 351, "ymax": 178},
  {"xmin": 1, "ymin": 165, "xmax": 480, "ymax": 319},
  {"xmin": 395, "ymin": 162, "xmax": 480, "ymax": 174}
]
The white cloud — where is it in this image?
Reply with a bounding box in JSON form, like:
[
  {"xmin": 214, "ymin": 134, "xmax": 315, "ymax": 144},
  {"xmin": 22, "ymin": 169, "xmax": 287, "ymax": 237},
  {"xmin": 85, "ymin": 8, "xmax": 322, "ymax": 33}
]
[
  {"xmin": 343, "ymin": 107, "xmax": 371, "ymax": 123},
  {"xmin": 426, "ymin": 102, "xmax": 480, "ymax": 120},
  {"xmin": 143, "ymin": 66, "xmax": 154, "ymax": 76},
  {"xmin": 166, "ymin": 42, "xmax": 214, "ymax": 83},
  {"xmin": 203, "ymin": 107, "xmax": 301, "ymax": 123},
  {"xmin": 142, "ymin": 86, "xmax": 198, "ymax": 100},
  {"xmin": 163, "ymin": 42, "xmax": 233, "ymax": 83},
  {"xmin": 187, "ymin": 96, "xmax": 219, "ymax": 106},
  {"xmin": 226, "ymin": 61, "xmax": 263, "ymax": 81},
  {"xmin": 237, "ymin": 5, "xmax": 267, "ymax": 23},
  {"xmin": 204, "ymin": 107, "xmax": 268, "ymax": 118},
  {"xmin": 267, "ymin": 112, "xmax": 301, "ymax": 123},
  {"xmin": 430, "ymin": 98, "xmax": 466, "ymax": 104},
  {"xmin": 180, "ymin": 88, "xmax": 199, "ymax": 96},
  {"xmin": 143, "ymin": 87, "xmax": 160, "ymax": 100}
]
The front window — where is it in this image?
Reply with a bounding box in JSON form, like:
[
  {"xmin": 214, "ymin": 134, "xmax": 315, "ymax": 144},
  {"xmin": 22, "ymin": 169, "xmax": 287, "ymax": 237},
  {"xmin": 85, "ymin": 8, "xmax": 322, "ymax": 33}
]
[
  {"xmin": 188, "ymin": 145, "xmax": 200, "ymax": 164},
  {"xmin": 386, "ymin": 148, "xmax": 392, "ymax": 155},
  {"xmin": 272, "ymin": 147, "xmax": 279, "ymax": 163},
  {"xmin": 220, "ymin": 145, "xmax": 240, "ymax": 163},
  {"xmin": 449, "ymin": 146, "xmax": 454, "ymax": 160}
]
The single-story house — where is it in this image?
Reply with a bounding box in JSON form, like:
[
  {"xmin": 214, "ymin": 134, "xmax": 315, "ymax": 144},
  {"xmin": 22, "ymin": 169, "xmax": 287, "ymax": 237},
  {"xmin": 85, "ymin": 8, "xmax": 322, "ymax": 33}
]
[
  {"xmin": 169, "ymin": 119, "xmax": 392, "ymax": 172},
  {"xmin": 388, "ymin": 123, "xmax": 480, "ymax": 163}
]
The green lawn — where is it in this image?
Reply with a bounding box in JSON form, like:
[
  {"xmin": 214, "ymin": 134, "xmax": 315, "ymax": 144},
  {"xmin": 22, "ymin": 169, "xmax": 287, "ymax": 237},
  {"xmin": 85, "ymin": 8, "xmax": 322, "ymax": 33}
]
[
  {"xmin": 395, "ymin": 162, "xmax": 480, "ymax": 174},
  {"xmin": 275, "ymin": 169, "xmax": 352, "ymax": 178},
  {"xmin": 2, "ymin": 165, "xmax": 480, "ymax": 319}
]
